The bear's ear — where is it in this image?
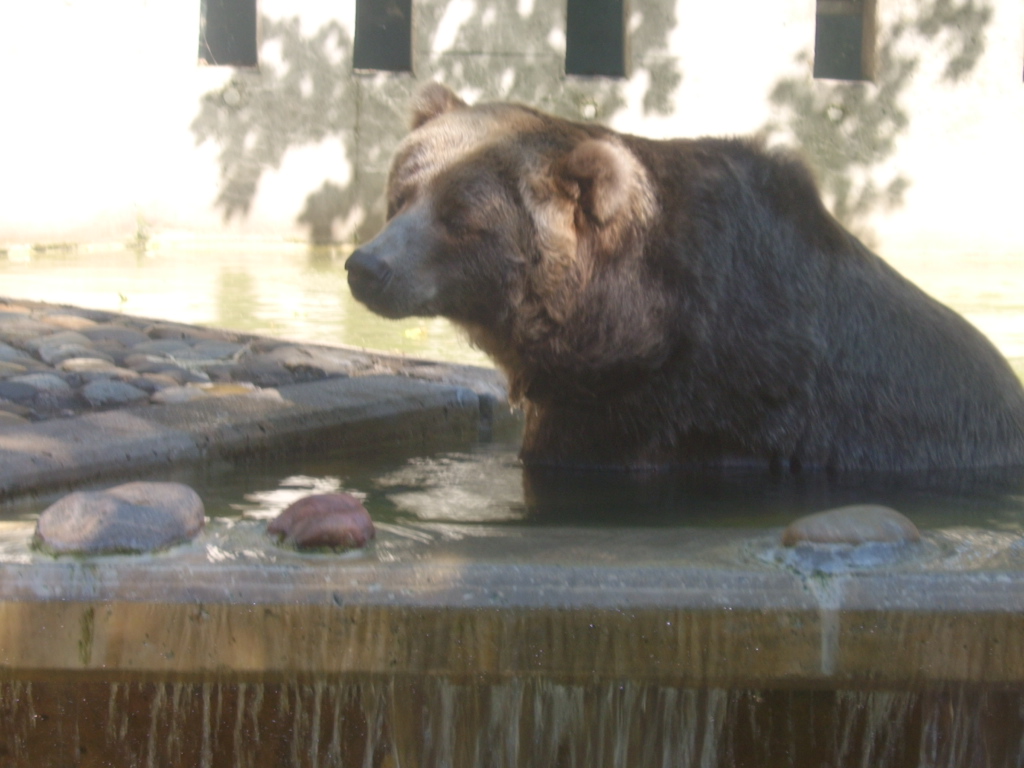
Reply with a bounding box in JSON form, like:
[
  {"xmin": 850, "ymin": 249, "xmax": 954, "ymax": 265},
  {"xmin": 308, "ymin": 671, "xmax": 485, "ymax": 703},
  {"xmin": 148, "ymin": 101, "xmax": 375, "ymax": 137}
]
[
  {"xmin": 554, "ymin": 139, "xmax": 648, "ymax": 226},
  {"xmin": 410, "ymin": 83, "xmax": 467, "ymax": 130}
]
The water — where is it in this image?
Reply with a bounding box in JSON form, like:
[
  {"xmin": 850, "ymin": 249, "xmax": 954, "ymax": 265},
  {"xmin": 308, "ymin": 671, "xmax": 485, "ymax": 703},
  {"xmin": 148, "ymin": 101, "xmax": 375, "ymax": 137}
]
[
  {"xmin": 56, "ymin": 433, "xmax": 1024, "ymax": 534},
  {"xmin": 5, "ymin": 423, "xmax": 1024, "ymax": 536},
  {"xmin": 2, "ymin": 678, "xmax": 1021, "ymax": 767},
  {"xmin": 0, "ymin": 243, "xmax": 491, "ymax": 366}
]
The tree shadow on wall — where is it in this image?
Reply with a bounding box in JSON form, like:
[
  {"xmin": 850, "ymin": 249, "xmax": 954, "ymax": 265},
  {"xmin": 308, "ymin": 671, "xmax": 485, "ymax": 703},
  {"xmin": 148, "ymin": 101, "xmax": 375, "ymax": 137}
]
[
  {"xmin": 190, "ymin": 2, "xmax": 682, "ymax": 244},
  {"xmin": 297, "ymin": 181, "xmax": 348, "ymax": 246},
  {"xmin": 762, "ymin": 0, "xmax": 992, "ymax": 244}
]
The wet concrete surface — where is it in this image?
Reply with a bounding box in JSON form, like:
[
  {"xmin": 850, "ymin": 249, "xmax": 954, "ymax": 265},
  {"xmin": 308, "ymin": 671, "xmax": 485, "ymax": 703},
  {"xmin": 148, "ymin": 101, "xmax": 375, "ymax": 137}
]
[{"xmin": 0, "ymin": 296, "xmax": 510, "ymax": 499}]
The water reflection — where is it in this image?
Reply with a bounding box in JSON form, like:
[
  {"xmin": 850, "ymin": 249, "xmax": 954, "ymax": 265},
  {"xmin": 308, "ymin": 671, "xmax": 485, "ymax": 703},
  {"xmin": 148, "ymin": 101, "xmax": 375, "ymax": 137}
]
[
  {"xmin": 376, "ymin": 452, "xmax": 528, "ymax": 523},
  {"xmin": 0, "ymin": 245, "xmax": 490, "ymax": 365},
  {"xmin": 522, "ymin": 462, "xmax": 1024, "ymax": 531},
  {"xmin": 184, "ymin": 437, "xmax": 1024, "ymax": 534}
]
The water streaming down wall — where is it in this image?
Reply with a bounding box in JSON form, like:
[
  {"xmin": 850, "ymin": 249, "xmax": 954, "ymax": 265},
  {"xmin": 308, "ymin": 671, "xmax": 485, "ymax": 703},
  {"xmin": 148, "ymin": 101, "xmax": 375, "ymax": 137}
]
[{"xmin": 2, "ymin": 677, "xmax": 1023, "ymax": 767}]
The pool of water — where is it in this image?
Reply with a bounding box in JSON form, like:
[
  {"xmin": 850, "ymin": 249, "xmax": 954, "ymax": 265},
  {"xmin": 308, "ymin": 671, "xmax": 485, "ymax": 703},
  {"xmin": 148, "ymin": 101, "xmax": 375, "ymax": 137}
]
[
  {"xmin": 3, "ymin": 406, "xmax": 1024, "ymax": 537},
  {"xmin": 193, "ymin": 438, "xmax": 1024, "ymax": 533},
  {"xmin": 4, "ymin": 243, "xmax": 1024, "ymax": 534},
  {"xmin": 3, "ymin": 429, "xmax": 1013, "ymax": 537}
]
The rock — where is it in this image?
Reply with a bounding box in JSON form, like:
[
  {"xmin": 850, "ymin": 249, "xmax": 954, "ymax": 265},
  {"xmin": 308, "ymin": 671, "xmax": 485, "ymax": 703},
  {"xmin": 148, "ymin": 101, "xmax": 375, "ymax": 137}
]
[
  {"xmin": 0, "ymin": 411, "xmax": 29, "ymax": 429},
  {"xmin": 781, "ymin": 504, "xmax": 921, "ymax": 547},
  {"xmin": 134, "ymin": 373, "xmax": 180, "ymax": 393},
  {"xmin": 58, "ymin": 357, "xmax": 119, "ymax": 373},
  {"xmin": 0, "ymin": 380, "xmax": 43, "ymax": 403},
  {"xmin": 263, "ymin": 345, "xmax": 355, "ymax": 378},
  {"xmin": 38, "ymin": 344, "xmax": 113, "ymax": 366},
  {"xmin": 268, "ymin": 493, "xmax": 375, "ymax": 550},
  {"xmin": 24, "ymin": 330, "xmax": 93, "ymax": 354},
  {"xmin": 149, "ymin": 385, "xmax": 210, "ymax": 404},
  {"xmin": 0, "ymin": 318, "xmax": 66, "ymax": 345},
  {"xmin": 0, "ymin": 400, "xmax": 32, "ymax": 418},
  {"xmin": 79, "ymin": 325, "xmax": 149, "ymax": 347},
  {"xmin": 41, "ymin": 313, "xmax": 97, "ymax": 331},
  {"xmin": 126, "ymin": 360, "xmax": 210, "ymax": 384},
  {"xmin": 202, "ymin": 364, "xmax": 238, "ymax": 382},
  {"xmin": 173, "ymin": 340, "xmax": 245, "ymax": 361},
  {"xmin": 31, "ymin": 389, "xmax": 81, "ymax": 418},
  {"xmin": 150, "ymin": 381, "xmax": 277, "ymax": 404},
  {"xmin": 0, "ymin": 361, "xmax": 28, "ymax": 377},
  {"xmin": 81, "ymin": 379, "xmax": 150, "ymax": 407},
  {"xmin": 8, "ymin": 372, "xmax": 72, "ymax": 393},
  {"xmin": 143, "ymin": 323, "xmax": 234, "ymax": 342},
  {"xmin": 229, "ymin": 359, "xmax": 302, "ymax": 388},
  {"xmin": 77, "ymin": 367, "xmax": 141, "ymax": 384},
  {"xmin": 34, "ymin": 481, "xmax": 205, "ymax": 555},
  {"xmin": 0, "ymin": 341, "xmax": 33, "ymax": 363},
  {"xmin": 132, "ymin": 339, "xmax": 193, "ymax": 357}
]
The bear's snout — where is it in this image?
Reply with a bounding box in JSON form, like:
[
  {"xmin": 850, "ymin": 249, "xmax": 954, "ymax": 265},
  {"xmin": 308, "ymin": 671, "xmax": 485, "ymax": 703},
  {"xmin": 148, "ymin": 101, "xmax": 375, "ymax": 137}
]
[
  {"xmin": 346, "ymin": 206, "xmax": 441, "ymax": 319},
  {"xmin": 346, "ymin": 247, "xmax": 393, "ymax": 299}
]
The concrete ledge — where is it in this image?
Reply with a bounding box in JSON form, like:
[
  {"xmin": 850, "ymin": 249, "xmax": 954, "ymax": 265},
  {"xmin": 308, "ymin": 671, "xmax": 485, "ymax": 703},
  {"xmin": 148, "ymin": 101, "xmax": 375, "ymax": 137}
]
[
  {"xmin": 1, "ymin": 527, "xmax": 1022, "ymax": 686},
  {"xmin": 0, "ymin": 375, "xmax": 489, "ymax": 500}
]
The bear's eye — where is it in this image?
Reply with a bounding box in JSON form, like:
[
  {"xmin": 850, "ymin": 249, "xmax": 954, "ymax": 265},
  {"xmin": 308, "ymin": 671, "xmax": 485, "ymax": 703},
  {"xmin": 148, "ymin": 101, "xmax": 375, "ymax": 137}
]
[
  {"xmin": 437, "ymin": 202, "xmax": 485, "ymax": 239},
  {"xmin": 388, "ymin": 189, "xmax": 416, "ymax": 218},
  {"xmin": 441, "ymin": 211, "xmax": 487, "ymax": 241}
]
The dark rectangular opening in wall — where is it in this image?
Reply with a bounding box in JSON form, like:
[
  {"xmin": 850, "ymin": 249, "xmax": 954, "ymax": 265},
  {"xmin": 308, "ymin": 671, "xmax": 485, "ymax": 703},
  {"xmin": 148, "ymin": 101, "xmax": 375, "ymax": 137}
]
[
  {"xmin": 199, "ymin": 0, "xmax": 258, "ymax": 67},
  {"xmin": 814, "ymin": 0, "xmax": 876, "ymax": 81},
  {"xmin": 353, "ymin": 0, "xmax": 413, "ymax": 72},
  {"xmin": 566, "ymin": 0, "xmax": 626, "ymax": 77}
]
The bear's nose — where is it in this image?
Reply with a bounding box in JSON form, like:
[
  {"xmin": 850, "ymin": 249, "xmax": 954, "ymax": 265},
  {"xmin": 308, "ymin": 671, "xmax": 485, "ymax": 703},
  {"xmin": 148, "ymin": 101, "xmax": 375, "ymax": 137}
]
[{"xmin": 345, "ymin": 248, "xmax": 393, "ymax": 293}]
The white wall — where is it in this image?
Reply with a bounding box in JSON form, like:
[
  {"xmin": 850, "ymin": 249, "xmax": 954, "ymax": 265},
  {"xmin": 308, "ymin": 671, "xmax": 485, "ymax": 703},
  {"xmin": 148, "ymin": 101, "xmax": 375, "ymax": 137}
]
[{"xmin": 0, "ymin": 0, "xmax": 1021, "ymax": 262}]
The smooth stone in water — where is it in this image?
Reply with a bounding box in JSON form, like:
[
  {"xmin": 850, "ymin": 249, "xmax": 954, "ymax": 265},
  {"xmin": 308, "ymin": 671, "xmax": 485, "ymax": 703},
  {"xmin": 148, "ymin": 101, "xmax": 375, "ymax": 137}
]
[
  {"xmin": 34, "ymin": 481, "xmax": 205, "ymax": 555},
  {"xmin": 268, "ymin": 493, "xmax": 375, "ymax": 550},
  {"xmin": 781, "ymin": 504, "xmax": 921, "ymax": 547}
]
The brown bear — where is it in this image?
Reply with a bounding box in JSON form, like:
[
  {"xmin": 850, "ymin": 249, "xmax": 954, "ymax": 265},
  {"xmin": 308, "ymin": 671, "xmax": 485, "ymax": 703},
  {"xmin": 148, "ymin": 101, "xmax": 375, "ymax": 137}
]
[{"xmin": 346, "ymin": 83, "xmax": 1024, "ymax": 472}]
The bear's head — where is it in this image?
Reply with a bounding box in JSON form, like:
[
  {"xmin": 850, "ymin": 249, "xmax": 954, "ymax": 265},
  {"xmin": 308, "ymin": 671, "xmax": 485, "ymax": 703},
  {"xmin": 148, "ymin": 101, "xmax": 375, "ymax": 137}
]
[{"xmin": 346, "ymin": 84, "xmax": 657, "ymax": 383}]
